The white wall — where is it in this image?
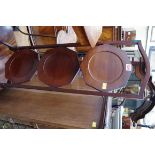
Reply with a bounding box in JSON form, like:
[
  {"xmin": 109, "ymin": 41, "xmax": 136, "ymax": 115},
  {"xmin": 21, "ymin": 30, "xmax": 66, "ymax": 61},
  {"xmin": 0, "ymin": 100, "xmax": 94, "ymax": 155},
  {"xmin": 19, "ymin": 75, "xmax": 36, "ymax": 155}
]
[
  {"xmin": 146, "ymin": 26, "xmax": 155, "ymax": 82},
  {"xmin": 146, "ymin": 26, "xmax": 155, "ymax": 55}
]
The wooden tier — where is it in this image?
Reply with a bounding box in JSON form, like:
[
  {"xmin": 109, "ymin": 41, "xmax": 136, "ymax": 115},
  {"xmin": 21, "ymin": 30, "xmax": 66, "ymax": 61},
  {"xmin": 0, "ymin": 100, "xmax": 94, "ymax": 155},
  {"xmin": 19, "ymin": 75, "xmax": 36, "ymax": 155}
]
[{"xmin": 0, "ymin": 89, "xmax": 106, "ymax": 128}]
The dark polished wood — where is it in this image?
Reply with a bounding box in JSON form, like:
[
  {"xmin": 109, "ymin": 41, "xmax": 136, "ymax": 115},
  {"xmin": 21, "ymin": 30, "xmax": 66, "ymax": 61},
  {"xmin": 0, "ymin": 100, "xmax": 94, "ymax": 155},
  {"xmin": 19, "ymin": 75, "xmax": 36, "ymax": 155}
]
[
  {"xmin": 5, "ymin": 50, "xmax": 39, "ymax": 84},
  {"xmin": 137, "ymin": 42, "xmax": 150, "ymax": 97},
  {"xmin": 37, "ymin": 47, "xmax": 79, "ymax": 87},
  {"xmin": 81, "ymin": 44, "xmax": 132, "ymax": 91},
  {"xmin": 135, "ymin": 60, "xmax": 145, "ymax": 80},
  {"xmin": 0, "ymin": 89, "xmax": 106, "ymax": 128},
  {"xmin": 0, "ymin": 40, "xmax": 150, "ymax": 99},
  {"xmin": 0, "ymin": 83, "xmax": 142, "ymax": 99}
]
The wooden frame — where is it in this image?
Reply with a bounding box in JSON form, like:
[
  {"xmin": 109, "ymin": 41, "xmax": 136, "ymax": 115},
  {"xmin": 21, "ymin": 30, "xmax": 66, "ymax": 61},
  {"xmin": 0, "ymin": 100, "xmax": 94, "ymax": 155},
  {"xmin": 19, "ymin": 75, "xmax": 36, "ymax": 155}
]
[{"xmin": 0, "ymin": 40, "xmax": 150, "ymax": 99}]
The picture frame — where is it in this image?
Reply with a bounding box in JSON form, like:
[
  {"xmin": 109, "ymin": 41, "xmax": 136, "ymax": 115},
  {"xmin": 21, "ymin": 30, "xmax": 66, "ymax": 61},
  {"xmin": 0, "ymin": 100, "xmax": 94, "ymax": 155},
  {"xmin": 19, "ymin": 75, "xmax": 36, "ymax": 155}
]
[{"xmin": 121, "ymin": 28, "xmax": 137, "ymax": 51}]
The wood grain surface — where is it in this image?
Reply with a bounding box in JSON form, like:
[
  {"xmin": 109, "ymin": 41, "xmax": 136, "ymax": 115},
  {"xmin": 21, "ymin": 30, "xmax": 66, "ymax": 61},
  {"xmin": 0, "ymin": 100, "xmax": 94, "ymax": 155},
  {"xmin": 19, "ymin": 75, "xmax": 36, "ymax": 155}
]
[
  {"xmin": 37, "ymin": 47, "xmax": 79, "ymax": 87},
  {"xmin": 0, "ymin": 89, "xmax": 106, "ymax": 128},
  {"xmin": 81, "ymin": 44, "xmax": 132, "ymax": 91},
  {"xmin": 5, "ymin": 50, "xmax": 39, "ymax": 84}
]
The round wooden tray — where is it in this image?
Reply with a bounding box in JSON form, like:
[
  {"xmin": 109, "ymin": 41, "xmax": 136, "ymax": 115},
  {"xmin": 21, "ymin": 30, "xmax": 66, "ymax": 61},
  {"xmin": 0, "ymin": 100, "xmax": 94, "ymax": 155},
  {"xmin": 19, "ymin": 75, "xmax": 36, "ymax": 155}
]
[
  {"xmin": 81, "ymin": 44, "xmax": 132, "ymax": 91},
  {"xmin": 37, "ymin": 47, "xmax": 79, "ymax": 87},
  {"xmin": 5, "ymin": 50, "xmax": 39, "ymax": 84}
]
